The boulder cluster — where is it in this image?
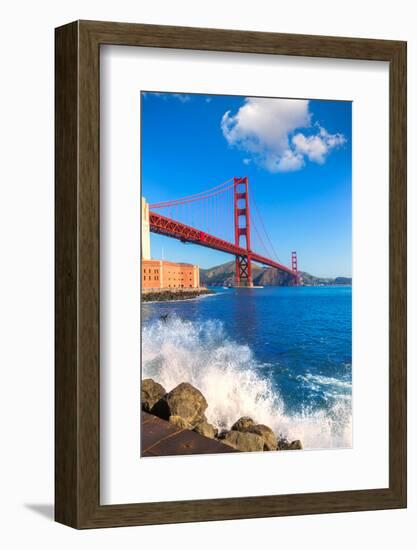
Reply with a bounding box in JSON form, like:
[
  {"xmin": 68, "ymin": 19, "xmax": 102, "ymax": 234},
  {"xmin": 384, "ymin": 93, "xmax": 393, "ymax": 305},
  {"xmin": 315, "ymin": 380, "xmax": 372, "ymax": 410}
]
[
  {"xmin": 142, "ymin": 288, "xmax": 214, "ymax": 302},
  {"xmin": 141, "ymin": 378, "xmax": 303, "ymax": 453}
]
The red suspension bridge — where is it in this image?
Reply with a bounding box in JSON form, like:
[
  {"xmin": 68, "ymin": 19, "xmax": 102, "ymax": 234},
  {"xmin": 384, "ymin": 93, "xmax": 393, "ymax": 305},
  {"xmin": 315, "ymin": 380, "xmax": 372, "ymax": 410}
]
[{"xmin": 148, "ymin": 176, "xmax": 300, "ymax": 287}]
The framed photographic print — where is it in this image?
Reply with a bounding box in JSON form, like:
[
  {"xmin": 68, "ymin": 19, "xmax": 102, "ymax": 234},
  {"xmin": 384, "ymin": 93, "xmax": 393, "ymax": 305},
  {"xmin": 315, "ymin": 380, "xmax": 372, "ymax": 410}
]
[{"xmin": 55, "ymin": 20, "xmax": 407, "ymax": 528}]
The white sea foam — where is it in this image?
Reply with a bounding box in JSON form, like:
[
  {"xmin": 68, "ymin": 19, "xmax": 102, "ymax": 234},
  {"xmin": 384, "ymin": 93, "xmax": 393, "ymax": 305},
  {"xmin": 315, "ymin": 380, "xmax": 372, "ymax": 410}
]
[
  {"xmin": 297, "ymin": 373, "xmax": 352, "ymax": 390},
  {"xmin": 142, "ymin": 316, "xmax": 352, "ymax": 449}
]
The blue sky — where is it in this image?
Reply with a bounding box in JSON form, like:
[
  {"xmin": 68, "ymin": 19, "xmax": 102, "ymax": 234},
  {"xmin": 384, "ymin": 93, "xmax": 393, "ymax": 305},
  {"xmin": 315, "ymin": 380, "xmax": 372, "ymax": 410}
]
[{"xmin": 141, "ymin": 92, "xmax": 352, "ymax": 278}]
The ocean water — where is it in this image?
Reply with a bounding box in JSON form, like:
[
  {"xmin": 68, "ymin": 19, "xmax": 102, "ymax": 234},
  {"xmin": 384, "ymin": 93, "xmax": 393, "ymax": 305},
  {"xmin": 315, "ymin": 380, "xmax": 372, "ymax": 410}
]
[{"xmin": 141, "ymin": 286, "xmax": 352, "ymax": 449}]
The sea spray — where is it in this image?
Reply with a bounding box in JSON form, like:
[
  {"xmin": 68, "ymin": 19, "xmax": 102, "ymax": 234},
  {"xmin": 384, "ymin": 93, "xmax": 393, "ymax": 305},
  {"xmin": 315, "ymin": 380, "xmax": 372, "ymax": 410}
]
[{"xmin": 142, "ymin": 315, "xmax": 352, "ymax": 449}]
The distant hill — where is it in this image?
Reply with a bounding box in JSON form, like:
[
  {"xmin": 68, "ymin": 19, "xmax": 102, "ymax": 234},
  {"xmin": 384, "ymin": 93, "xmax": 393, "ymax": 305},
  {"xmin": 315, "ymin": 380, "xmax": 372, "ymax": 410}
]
[
  {"xmin": 199, "ymin": 261, "xmax": 251, "ymax": 286},
  {"xmin": 200, "ymin": 261, "xmax": 351, "ymax": 287},
  {"xmin": 333, "ymin": 277, "xmax": 352, "ymax": 285},
  {"xmin": 299, "ymin": 272, "xmax": 352, "ymax": 286},
  {"xmin": 254, "ymin": 267, "xmax": 295, "ymax": 286}
]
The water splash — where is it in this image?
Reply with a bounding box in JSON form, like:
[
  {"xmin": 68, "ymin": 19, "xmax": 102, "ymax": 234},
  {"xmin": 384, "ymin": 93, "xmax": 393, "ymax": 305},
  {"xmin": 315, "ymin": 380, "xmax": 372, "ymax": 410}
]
[{"xmin": 142, "ymin": 315, "xmax": 352, "ymax": 449}]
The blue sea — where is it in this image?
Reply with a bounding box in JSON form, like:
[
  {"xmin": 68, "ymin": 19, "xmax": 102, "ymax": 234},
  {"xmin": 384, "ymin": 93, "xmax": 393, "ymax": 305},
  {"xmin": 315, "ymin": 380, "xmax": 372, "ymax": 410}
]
[{"xmin": 141, "ymin": 286, "xmax": 352, "ymax": 449}]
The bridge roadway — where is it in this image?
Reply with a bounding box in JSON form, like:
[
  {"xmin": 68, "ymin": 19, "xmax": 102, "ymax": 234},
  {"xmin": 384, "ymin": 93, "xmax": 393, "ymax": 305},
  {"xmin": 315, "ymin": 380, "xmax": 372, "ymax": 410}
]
[{"xmin": 149, "ymin": 210, "xmax": 297, "ymax": 279}]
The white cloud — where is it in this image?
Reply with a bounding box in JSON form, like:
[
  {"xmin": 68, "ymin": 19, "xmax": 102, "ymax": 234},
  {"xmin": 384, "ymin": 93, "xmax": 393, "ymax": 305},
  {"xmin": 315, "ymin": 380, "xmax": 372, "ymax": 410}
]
[
  {"xmin": 221, "ymin": 97, "xmax": 346, "ymax": 172},
  {"xmin": 266, "ymin": 150, "xmax": 305, "ymax": 172},
  {"xmin": 142, "ymin": 92, "xmax": 191, "ymax": 103},
  {"xmin": 172, "ymin": 93, "xmax": 191, "ymax": 103},
  {"xmin": 292, "ymin": 125, "xmax": 346, "ymax": 164}
]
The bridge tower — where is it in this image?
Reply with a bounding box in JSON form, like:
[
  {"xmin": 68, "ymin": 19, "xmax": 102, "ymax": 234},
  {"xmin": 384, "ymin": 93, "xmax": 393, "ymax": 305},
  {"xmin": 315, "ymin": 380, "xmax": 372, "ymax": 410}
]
[
  {"xmin": 141, "ymin": 197, "xmax": 151, "ymax": 260},
  {"xmin": 234, "ymin": 176, "xmax": 253, "ymax": 287},
  {"xmin": 291, "ymin": 250, "xmax": 300, "ymax": 286}
]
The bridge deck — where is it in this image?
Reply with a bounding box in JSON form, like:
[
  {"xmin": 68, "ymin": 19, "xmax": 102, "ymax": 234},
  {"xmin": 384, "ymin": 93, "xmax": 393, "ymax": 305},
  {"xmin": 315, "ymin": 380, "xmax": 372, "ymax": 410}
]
[{"xmin": 149, "ymin": 211, "xmax": 296, "ymax": 278}]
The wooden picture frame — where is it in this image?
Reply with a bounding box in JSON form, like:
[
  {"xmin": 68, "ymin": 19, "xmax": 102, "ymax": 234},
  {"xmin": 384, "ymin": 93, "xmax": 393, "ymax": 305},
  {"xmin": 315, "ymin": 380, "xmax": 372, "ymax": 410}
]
[{"xmin": 55, "ymin": 20, "xmax": 407, "ymax": 528}]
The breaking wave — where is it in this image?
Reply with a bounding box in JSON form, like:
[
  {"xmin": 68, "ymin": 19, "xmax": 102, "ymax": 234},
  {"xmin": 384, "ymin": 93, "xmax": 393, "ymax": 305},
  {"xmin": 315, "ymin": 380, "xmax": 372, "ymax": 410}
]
[{"xmin": 142, "ymin": 315, "xmax": 352, "ymax": 449}]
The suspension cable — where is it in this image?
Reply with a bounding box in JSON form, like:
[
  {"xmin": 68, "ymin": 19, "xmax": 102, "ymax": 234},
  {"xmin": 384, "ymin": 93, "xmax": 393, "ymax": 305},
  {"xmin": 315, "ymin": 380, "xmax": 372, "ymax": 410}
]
[
  {"xmin": 150, "ymin": 177, "xmax": 234, "ymax": 209},
  {"xmin": 250, "ymin": 188, "xmax": 282, "ymax": 264}
]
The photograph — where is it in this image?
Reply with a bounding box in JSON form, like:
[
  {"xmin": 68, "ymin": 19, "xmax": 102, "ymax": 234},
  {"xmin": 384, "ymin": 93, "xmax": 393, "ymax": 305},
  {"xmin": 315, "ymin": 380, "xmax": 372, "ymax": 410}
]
[
  {"xmin": 1, "ymin": 3, "xmax": 406, "ymax": 539},
  {"xmin": 140, "ymin": 91, "xmax": 352, "ymax": 457}
]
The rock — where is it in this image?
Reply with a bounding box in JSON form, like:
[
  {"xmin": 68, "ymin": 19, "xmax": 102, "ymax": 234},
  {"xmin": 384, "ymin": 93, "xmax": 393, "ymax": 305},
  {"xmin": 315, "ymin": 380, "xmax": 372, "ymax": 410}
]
[
  {"xmin": 246, "ymin": 424, "xmax": 278, "ymax": 451},
  {"xmin": 277, "ymin": 437, "xmax": 303, "ymax": 451},
  {"xmin": 141, "ymin": 378, "xmax": 166, "ymax": 412},
  {"xmin": 169, "ymin": 415, "xmax": 192, "ymax": 430},
  {"xmin": 277, "ymin": 437, "xmax": 290, "ymax": 450},
  {"xmin": 151, "ymin": 382, "xmax": 208, "ymax": 428},
  {"xmin": 231, "ymin": 418, "xmax": 277, "ymax": 450},
  {"xmin": 194, "ymin": 421, "xmax": 218, "ymax": 439},
  {"xmin": 231, "ymin": 417, "xmax": 255, "ymax": 431},
  {"xmin": 221, "ymin": 430, "xmax": 264, "ymax": 452}
]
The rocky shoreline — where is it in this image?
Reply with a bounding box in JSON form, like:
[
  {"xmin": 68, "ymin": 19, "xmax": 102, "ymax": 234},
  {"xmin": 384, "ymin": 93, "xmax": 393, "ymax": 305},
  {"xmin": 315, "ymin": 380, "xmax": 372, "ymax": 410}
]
[
  {"xmin": 142, "ymin": 288, "xmax": 214, "ymax": 302},
  {"xmin": 141, "ymin": 379, "xmax": 303, "ymax": 453}
]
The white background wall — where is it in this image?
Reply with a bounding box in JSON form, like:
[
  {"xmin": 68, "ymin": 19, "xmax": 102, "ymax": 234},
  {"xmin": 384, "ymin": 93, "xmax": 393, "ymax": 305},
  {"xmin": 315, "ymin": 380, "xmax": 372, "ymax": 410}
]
[{"xmin": 0, "ymin": 1, "xmax": 415, "ymax": 548}]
